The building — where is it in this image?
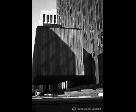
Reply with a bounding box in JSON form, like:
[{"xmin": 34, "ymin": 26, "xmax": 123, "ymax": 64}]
[
  {"xmin": 56, "ymin": 0, "xmax": 103, "ymax": 84},
  {"xmin": 39, "ymin": 9, "xmax": 58, "ymax": 25},
  {"xmin": 34, "ymin": 25, "xmax": 76, "ymax": 76},
  {"xmin": 32, "ymin": 24, "xmax": 77, "ymax": 92},
  {"xmin": 32, "ymin": 0, "xmax": 103, "ymax": 93}
]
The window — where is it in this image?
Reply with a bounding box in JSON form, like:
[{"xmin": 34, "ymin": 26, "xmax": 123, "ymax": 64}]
[
  {"xmin": 47, "ymin": 15, "xmax": 49, "ymax": 23},
  {"xmin": 50, "ymin": 15, "xmax": 52, "ymax": 23},
  {"xmin": 99, "ymin": 1, "xmax": 101, "ymax": 13},
  {"xmin": 78, "ymin": 16, "xmax": 79, "ymax": 25},
  {"xmin": 54, "ymin": 15, "xmax": 56, "ymax": 24},
  {"xmin": 83, "ymin": 7, "xmax": 85, "ymax": 17},
  {"xmin": 89, "ymin": 14, "xmax": 91, "ymax": 24},
  {"xmin": 85, "ymin": 19, "xmax": 87, "ymax": 29},
  {"xmin": 43, "ymin": 14, "xmax": 45, "ymax": 24},
  {"xmin": 65, "ymin": 10, "xmax": 66, "ymax": 17},
  {"xmin": 96, "ymin": 3, "xmax": 99, "ymax": 16},
  {"xmin": 82, "ymin": 0, "xmax": 84, "ymax": 7},
  {"xmin": 91, "ymin": 11, "xmax": 93, "ymax": 22},
  {"xmin": 88, "ymin": 0, "xmax": 91, "ymax": 11},
  {"xmin": 62, "ymin": 8, "xmax": 63, "ymax": 15},
  {"xmin": 97, "ymin": 20, "xmax": 99, "ymax": 31},
  {"xmin": 78, "ymin": 3, "xmax": 80, "ymax": 11},
  {"xmin": 100, "ymin": 16, "xmax": 103, "ymax": 29},
  {"xmin": 84, "ymin": 32, "xmax": 87, "ymax": 41},
  {"xmin": 70, "ymin": 7, "xmax": 72, "ymax": 16},
  {"xmin": 60, "ymin": 0, "xmax": 61, "ymax": 6}
]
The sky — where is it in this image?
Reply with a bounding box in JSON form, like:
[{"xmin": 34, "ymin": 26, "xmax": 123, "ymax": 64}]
[{"xmin": 32, "ymin": 0, "xmax": 56, "ymax": 58}]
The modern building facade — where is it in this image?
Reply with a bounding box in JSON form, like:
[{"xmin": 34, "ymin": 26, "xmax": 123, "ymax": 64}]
[
  {"xmin": 32, "ymin": 24, "xmax": 77, "ymax": 92},
  {"xmin": 32, "ymin": 0, "xmax": 103, "ymax": 92},
  {"xmin": 56, "ymin": 0, "xmax": 103, "ymax": 84}
]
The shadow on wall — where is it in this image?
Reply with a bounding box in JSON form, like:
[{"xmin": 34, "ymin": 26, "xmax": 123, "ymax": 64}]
[
  {"xmin": 32, "ymin": 25, "xmax": 99, "ymax": 93},
  {"xmin": 83, "ymin": 48, "xmax": 96, "ymax": 84},
  {"xmin": 32, "ymin": 25, "xmax": 76, "ymax": 83}
]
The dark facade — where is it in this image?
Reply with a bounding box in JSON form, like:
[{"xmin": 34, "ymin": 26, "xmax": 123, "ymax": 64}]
[
  {"xmin": 83, "ymin": 48, "xmax": 96, "ymax": 84},
  {"xmin": 32, "ymin": 25, "xmax": 99, "ymax": 93},
  {"xmin": 33, "ymin": 25, "xmax": 76, "ymax": 77},
  {"xmin": 32, "ymin": 24, "xmax": 78, "ymax": 92}
]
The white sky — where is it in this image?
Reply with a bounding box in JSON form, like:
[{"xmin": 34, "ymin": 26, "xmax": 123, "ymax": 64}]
[{"xmin": 32, "ymin": 0, "xmax": 56, "ymax": 59}]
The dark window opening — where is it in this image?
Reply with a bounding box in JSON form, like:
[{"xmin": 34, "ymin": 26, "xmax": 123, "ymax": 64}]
[
  {"xmin": 91, "ymin": 11, "xmax": 93, "ymax": 22},
  {"xmin": 78, "ymin": 16, "xmax": 79, "ymax": 25},
  {"xmin": 70, "ymin": 7, "xmax": 72, "ymax": 16},
  {"xmin": 50, "ymin": 15, "xmax": 52, "ymax": 23},
  {"xmin": 79, "ymin": 4, "xmax": 80, "ymax": 11},
  {"xmin": 83, "ymin": 7, "xmax": 85, "ymax": 17},
  {"xmin": 97, "ymin": 20, "xmax": 99, "ymax": 31},
  {"xmin": 99, "ymin": 1, "xmax": 101, "ymax": 13},
  {"xmin": 96, "ymin": 3, "xmax": 99, "ymax": 16},
  {"xmin": 100, "ymin": 16, "xmax": 102, "ymax": 29},
  {"xmin": 90, "ymin": 0, "xmax": 93, "ymax": 7},
  {"xmin": 47, "ymin": 15, "xmax": 49, "ymax": 23},
  {"xmin": 43, "ymin": 14, "xmax": 45, "ymax": 24},
  {"xmin": 54, "ymin": 15, "xmax": 56, "ymax": 24}
]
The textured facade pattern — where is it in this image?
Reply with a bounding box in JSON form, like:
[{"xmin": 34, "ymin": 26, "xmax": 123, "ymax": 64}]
[
  {"xmin": 56, "ymin": 0, "xmax": 103, "ymax": 83},
  {"xmin": 32, "ymin": 0, "xmax": 103, "ymax": 91},
  {"xmin": 33, "ymin": 26, "xmax": 76, "ymax": 77},
  {"xmin": 32, "ymin": 25, "xmax": 77, "ymax": 91}
]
